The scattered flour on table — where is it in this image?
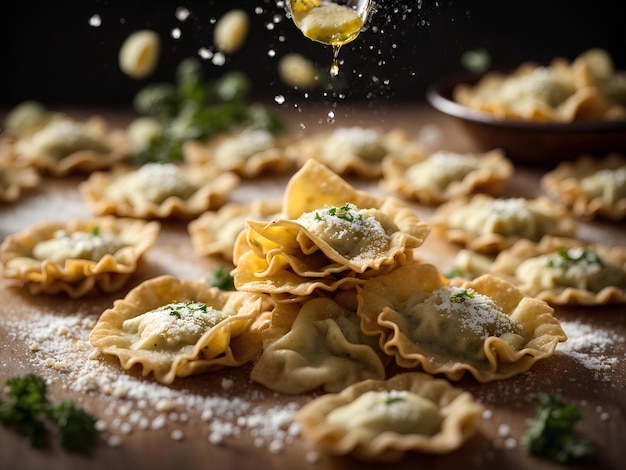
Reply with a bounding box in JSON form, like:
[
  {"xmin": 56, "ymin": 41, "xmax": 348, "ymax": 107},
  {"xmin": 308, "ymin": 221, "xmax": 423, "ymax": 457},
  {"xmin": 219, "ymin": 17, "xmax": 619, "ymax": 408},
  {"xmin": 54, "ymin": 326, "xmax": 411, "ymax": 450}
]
[
  {"xmin": 556, "ymin": 319, "xmax": 624, "ymax": 381},
  {"xmin": 0, "ymin": 310, "xmax": 302, "ymax": 454},
  {"xmin": 1, "ymin": 190, "xmax": 90, "ymax": 236}
]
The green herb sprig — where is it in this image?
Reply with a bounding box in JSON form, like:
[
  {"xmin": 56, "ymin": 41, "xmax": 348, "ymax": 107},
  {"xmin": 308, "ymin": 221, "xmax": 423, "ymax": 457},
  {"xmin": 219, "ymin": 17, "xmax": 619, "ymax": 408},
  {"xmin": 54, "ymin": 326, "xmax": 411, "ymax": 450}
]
[
  {"xmin": 521, "ymin": 393, "xmax": 594, "ymax": 464},
  {"xmin": 208, "ymin": 265, "xmax": 236, "ymax": 291},
  {"xmin": 0, "ymin": 373, "xmax": 98, "ymax": 452},
  {"xmin": 130, "ymin": 59, "xmax": 284, "ymax": 166},
  {"xmin": 451, "ymin": 288, "xmax": 475, "ymax": 303},
  {"xmin": 316, "ymin": 203, "xmax": 363, "ymax": 223},
  {"xmin": 547, "ymin": 248, "xmax": 604, "ymax": 269}
]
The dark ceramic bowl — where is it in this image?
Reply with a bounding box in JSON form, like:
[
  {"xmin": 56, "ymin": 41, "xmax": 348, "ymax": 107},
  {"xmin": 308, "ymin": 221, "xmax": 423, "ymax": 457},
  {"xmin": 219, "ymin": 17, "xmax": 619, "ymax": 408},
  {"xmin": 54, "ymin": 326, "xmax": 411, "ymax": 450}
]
[{"xmin": 426, "ymin": 72, "xmax": 626, "ymax": 166}]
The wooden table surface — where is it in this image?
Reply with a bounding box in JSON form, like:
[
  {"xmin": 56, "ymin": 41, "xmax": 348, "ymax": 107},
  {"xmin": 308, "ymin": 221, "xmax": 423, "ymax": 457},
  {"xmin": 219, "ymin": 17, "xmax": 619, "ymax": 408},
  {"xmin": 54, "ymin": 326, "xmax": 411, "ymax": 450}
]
[{"xmin": 1, "ymin": 102, "xmax": 625, "ymax": 470}]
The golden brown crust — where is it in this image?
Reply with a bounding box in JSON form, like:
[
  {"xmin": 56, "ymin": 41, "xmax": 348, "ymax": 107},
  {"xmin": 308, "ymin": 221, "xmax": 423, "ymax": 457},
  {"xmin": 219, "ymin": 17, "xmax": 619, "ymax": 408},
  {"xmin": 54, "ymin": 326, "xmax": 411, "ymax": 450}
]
[
  {"xmin": 0, "ymin": 216, "xmax": 159, "ymax": 297},
  {"xmin": 295, "ymin": 372, "xmax": 484, "ymax": 462},
  {"xmin": 541, "ymin": 153, "xmax": 626, "ymax": 221}
]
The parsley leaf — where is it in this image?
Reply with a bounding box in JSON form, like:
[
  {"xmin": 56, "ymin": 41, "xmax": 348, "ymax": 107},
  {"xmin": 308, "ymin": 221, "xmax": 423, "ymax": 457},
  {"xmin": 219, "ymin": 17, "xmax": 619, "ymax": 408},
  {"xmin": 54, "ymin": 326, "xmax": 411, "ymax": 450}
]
[
  {"xmin": 547, "ymin": 248, "xmax": 604, "ymax": 269},
  {"xmin": 50, "ymin": 401, "xmax": 99, "ymax": 453},
  {"xmin": 521, "ymin": 393, "xmax": 594, "ymax": 464},
  {"xmin": 208, "ymin": 265, "xmax": 236, "ymax": 291},
  {"xmin": 0, "ymin": 374, "xmax": 99, "ymax": 453},
  {"xmin": 451, "ymin": 288, "xmax": 475, "ymax": 303},
  {"xmin": 0, "ymin": 373, "xmax": 49, "ymax": 448}
]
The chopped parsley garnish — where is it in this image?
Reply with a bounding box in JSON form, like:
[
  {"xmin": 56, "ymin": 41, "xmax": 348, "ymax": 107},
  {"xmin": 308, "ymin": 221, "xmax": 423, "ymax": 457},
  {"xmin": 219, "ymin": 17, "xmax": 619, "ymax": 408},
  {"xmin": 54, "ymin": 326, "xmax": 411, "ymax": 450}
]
[
  {"xmin": 451, "ymin": 288, "xmax": 476, "ymax": 303},
  {"xmin": 168, "ymin": 301, "xmax": 209, "ymax": 317},
  {"xmin": 521, "ymin": 393, "xmax": 594, "ymax": 464},
  {"xmin": 385, "ymin": 396, "xmax": 405, "ymax": 405},
  {"xmin": 546, "ymin": 248, "xmax": 604, "ymax": 269},
  {"xmin": 89, "ymin": 226, "xmax": 100, "ymax": 236},
  {"xmin": 0, "ymin": 373, "xmax": 98, "ymax": 452},
  {"xmin": 208, "ymin": 265, "xmax": 236, "ymax": 291},
  {"xmin": 316, "ymin": 203, "xmax": 363, "ymax": 223}
]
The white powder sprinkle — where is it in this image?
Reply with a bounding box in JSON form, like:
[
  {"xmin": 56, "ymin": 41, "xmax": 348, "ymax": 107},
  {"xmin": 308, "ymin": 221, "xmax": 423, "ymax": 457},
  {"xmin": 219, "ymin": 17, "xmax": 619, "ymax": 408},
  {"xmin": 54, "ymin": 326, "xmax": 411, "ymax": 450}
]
[{"xmin": 556, "ymin": 319, "xmax": 623, "ymax": 381}]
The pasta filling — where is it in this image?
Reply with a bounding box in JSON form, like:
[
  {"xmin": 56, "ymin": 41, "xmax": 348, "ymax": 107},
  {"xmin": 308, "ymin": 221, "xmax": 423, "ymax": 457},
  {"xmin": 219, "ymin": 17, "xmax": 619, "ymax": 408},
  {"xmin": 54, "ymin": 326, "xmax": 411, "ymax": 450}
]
[
  {"xmin": 324, "ymin": 127, "xmax": 387, "ymax": 162},
  {"xmin": 32, "ymin": 228, "xmax": 126, "ymax": 263},
  {"xmin": 516, "ymin": 247, "xmax": 626, "ymax": 292},
  {"xmin": 580, "ymin": 168, "xmax": 626, "ymax": 202},
  {"xmin": 325, "ymin": 389, "xmax": 443, "ymax": 438},
  {"xmin": 405, "ymin": 286, "xmax": 524, "ymax": 363},
  {"xmin": 405, "ymin": 151, "xmax": 477, "ymax": 189},
  {"xmin": 296, "ymin": 203, "xmax": 393, "ymax": 262},
  {"xmin": 213, "ymin": 130, "xmax": 276, "ymax": 166},
  {"xmin": 26, "ymin": 120, "xmax": 111, "ymax": 160},
  {"xmin": 106, "ymin": 163, "xmax": 198, "ymax": 204},
  {"xmin": 122, "ymin": 301, "xmax": 230, "ymax": 351}
]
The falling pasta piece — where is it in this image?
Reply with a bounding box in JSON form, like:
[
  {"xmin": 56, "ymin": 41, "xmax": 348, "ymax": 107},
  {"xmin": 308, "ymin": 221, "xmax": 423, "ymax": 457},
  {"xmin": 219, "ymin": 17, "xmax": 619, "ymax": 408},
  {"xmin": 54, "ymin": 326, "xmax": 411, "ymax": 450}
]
[
  {"xmin": 214, "ymin": 9, "xmax": 250, "ymax": 54},
  {"xmin": 119, "ymin": 29, "xmax": 161, "ymax": 79}
]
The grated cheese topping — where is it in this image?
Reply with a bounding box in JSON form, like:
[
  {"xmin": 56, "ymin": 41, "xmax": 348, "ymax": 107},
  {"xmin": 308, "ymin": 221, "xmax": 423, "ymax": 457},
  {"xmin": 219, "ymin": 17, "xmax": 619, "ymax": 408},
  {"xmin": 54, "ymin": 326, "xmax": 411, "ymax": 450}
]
[
  {"xmin": 108, "ymin": 163, "xmax": 197, "ymax": 204},
  {"xmin": 428, "ymin": 286, "xmax": 520, "ymax": 340},
  {"xmin": 324, "ymin": 127, "xmax": 387, "ymax": 162},
  {"xmin": 214, "ymin": 130, "xmax": 276, "ymax": 166},
  {"xmin": 406, "ymin": 151, "xmax": 477, "ymax": 188},
  {"xmin": 296, "ymin": 203, "xmax": 392, "ymax": 262}
]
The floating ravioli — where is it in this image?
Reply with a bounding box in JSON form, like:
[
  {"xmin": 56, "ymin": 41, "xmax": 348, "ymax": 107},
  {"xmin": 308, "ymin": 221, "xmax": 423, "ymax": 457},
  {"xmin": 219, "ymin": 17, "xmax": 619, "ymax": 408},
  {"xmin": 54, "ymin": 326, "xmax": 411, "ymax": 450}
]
[
  {"xmin": 285, "ymin": 127, "xmax": 425, "ymax": 178},
  {"xmin": 380, "ymin": 148, "xmax": 513, "ymax": 205},
  {"xmin": 357, "ymin": 262, "xmax": 567, "ymax": 382},
  {"xmin": 183, "ymin": 129, "xmax": 295, "ymax": 178},
  {"xmin": 79, "ymin": 162, "xmax": 239, "ymax": 219},
  {"xmin": 250, "ymin": 297, "xmax": 386, "ymax": 394},
  {"xmin": 490, "ymin": 236, "xmax": 626, "ymax": 305},
  {"xmin": 13, "ymin": 116, "xmax": 130, "ymax": 176},
  {"xmin": 541, "ymin": 153, "xmax": 626, "ymax": 221},
  {"xmin": 0, "ymin": 216, "xmax": 159, "ymax": 297},
  {"xmin": 90, "ymin": 275, "xmax": 271, "ymax": 384},
  {"xmin": 188, "ymin": 199, "xmax": 282, "ymax": 261},
  {"xmin": 295, "ymin": 372, "xmax": 483, "ymax": 462},
  {"xmin": 432, "ymin": 194, "xmax": 576, "ymax": 254}
]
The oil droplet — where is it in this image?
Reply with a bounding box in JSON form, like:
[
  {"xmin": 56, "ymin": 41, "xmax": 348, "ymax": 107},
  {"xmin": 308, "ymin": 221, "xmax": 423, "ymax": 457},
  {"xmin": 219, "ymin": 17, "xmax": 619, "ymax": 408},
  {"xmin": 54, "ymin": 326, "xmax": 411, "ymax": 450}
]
[
  {"xmin": 330, "ymin": 46, "xmax": 341, "ymax": 77},
  {"xmin": 274, "ymin": 95, "xmax": 286, "ymax": 105}
]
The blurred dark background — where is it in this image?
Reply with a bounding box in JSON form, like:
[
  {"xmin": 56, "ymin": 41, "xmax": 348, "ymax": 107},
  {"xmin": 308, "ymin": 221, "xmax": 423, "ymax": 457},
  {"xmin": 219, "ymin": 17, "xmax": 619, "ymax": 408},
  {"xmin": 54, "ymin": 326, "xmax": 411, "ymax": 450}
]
[{"xmin": 1, "ymin": 0, "xmax": 625, "ymax": 108}]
